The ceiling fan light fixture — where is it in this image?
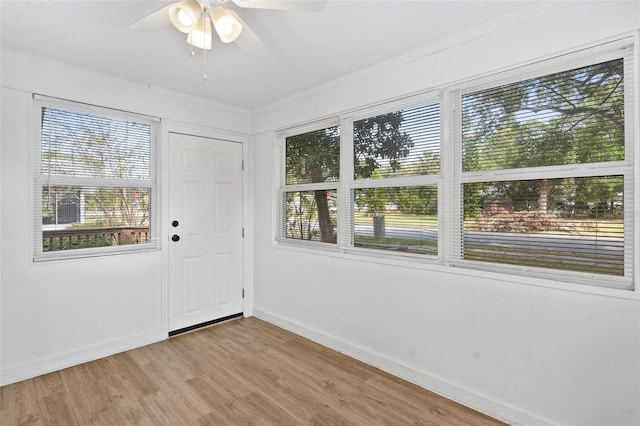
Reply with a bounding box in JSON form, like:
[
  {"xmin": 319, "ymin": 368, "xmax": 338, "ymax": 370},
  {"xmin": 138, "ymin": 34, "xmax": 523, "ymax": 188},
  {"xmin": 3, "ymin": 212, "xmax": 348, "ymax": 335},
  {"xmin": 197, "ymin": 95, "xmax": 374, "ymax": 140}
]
[
  {"xmin": 187, "ymin": 15, "xmax": 213, "ymax": 50},
  {"xmin": 177, "ymin": 9, "xmax": 193, "ymax": 26},
  {"xmin": 169, "ymin": 0, "xmax": 201, "ymax": 33},
  {"xmin": 212, "ymin": 6, "xmax": 243, "ymax": 43}
]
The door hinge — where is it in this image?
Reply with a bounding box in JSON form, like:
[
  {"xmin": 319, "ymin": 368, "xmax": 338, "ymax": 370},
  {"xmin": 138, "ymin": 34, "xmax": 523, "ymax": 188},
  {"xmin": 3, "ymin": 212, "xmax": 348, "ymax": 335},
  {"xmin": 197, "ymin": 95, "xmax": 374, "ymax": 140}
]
[
  {"xmin": 242, "ymin": 160, "xmax": 244, "ymax": 171},
  {"xmin": 242, "ymin": 228, "xmax": 245, "ymax": 238},
  {"xmin": 242, "ymin": 288, "xmax": 245, "ymax": 299}
]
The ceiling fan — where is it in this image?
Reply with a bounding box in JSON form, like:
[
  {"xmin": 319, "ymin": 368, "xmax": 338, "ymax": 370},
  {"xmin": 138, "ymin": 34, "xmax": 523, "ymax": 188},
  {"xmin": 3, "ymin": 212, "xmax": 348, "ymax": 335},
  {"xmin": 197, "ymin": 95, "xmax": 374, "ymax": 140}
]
[{"xmin": 130, "ymin": 0, "xmax": 326, "ymax": 51}]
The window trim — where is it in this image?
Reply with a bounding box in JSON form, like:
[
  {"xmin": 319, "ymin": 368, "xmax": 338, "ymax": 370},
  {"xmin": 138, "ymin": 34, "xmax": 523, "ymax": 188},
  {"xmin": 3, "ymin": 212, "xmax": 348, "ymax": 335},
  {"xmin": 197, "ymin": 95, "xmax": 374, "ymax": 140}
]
[{"xmin": 33, "ymin": 95, "xmax": 160, "ymax": 261}]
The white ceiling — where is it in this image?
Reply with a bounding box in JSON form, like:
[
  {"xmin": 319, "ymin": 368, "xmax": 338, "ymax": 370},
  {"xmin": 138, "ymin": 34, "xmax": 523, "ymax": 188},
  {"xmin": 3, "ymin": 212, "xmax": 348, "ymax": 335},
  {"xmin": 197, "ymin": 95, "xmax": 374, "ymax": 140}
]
[{"xmin": 0, "ymin": 0, "xmax": 538, "ymax": 110}]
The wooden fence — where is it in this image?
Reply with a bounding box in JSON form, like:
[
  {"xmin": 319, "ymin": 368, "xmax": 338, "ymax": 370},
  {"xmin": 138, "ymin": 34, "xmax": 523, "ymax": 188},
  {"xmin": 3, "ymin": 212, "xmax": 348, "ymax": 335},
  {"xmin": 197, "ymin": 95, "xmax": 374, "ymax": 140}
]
[{"xmin": 43, "ymin": 227, "xmax": 149, "ymax": 251}]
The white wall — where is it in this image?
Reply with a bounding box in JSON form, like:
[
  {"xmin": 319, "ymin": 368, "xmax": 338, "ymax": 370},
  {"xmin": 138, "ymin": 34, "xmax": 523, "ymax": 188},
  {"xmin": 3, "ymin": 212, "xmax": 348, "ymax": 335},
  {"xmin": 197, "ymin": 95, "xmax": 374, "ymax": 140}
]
[
  {"xmin": 0, "ymin": 48, "xmax": 252, "ymax": 385},
  {"xmin": 252, "ymin": 3, "xmax": 640, "ymax": 425}
]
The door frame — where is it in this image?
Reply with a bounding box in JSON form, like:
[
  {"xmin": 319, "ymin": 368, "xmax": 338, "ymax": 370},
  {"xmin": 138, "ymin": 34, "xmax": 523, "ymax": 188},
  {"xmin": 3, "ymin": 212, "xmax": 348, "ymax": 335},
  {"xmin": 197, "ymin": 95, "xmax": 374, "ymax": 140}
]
[{"xmin": 160, "ymin": 122, "xmax": 253, "ymax": 337}]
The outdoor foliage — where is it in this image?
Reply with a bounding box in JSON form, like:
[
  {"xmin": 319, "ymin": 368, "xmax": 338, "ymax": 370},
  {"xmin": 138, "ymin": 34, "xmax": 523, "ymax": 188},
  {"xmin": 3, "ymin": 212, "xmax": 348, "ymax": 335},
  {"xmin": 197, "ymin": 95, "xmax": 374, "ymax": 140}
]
[{"xmin": 353, "ymin": 112, "xmax": 414, "ymax": 179}]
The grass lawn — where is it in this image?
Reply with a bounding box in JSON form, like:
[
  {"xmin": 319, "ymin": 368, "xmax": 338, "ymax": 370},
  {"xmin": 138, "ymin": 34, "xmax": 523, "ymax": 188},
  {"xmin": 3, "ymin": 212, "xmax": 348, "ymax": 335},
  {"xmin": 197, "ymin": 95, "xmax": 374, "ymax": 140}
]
[{"xmin": 355, "ymin": 213, "xmax": 622, "ymax": 237}]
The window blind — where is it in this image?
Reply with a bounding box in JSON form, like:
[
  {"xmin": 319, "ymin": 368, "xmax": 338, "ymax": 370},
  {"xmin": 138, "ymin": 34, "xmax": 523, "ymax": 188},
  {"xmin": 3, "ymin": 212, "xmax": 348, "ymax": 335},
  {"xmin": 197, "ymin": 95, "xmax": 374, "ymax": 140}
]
[
  {"xmin": 462, "ymin": 59, "xmax": 624, "ymax": 172},
  {"xmin": 349, "ymin": 100, "xmax": 441, "ymax": 256},
  {"xmin": 352, "ymin": 186, "xmax": 437, "ymax": 256},
  {"xmin": 41, "ymin": 107, "xmax": 151, "ymax": 180},
  {"xmin": 354, "ymin": 102, "xmax": 440, "ymax": 179},
  {"xmin": 459, "ymin": 51, "xmax": 632, "ymax": 284},
  {"xmin": 463, "ymin": 177, "xmax": 624, "ymax": 276},
  {"xmin": 281, "ymin": 123, "xmax": 340, "ymax": 244},
  {"xmin": 35, "ymin": 99, "xmax": 157, "ymax": 259},
  {"xmin": 285, "ymin": 125, "xmax": 340, "ymax": 185}
]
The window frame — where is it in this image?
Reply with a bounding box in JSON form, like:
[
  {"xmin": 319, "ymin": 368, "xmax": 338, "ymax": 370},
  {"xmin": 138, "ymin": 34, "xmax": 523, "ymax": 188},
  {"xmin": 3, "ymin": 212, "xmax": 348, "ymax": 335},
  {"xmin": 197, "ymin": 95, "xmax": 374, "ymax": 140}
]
[
  {"xmin": 449, "ymin": 39, "xmax": 634, "ymax": 290},
  {"xmin": 33, "ymin": 95, "xmax": 160, "ymax": 261},
  {"xmin": 275, "ymin": 93, "xmax": 443, "ymax": 260},
  {"xmin": 274, "ymin": 117, "xmax": 341, "ymax": 249},
  {"xmin": 340, "ymin": 94, "xmax": 443, "ymax": 260}
]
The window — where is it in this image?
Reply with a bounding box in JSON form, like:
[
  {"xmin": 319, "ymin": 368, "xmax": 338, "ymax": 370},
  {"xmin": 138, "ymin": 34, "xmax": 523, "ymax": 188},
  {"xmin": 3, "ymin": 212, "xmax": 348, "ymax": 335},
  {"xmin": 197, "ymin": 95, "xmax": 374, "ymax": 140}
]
[
  {"xmin": 275, "ymin": 38, "xmax": 635, "ymax": 291},
  {"xmin": 455, "ymin": 48, "xmax": 633, "ymax": 288},
  {"xmin": 349, "ymin": 102, "xmax": 441, "ymax": 256},
  {"xmin": 35, "ymin": 97, "xmax": 158, "ymax": 260},
  {"xmin": 277, "ymin": 99, "xmax": 441, "ymax": 256},
  {"xmin": 281, "ymin": 124, "xmax": 340, "ymax": 244}
]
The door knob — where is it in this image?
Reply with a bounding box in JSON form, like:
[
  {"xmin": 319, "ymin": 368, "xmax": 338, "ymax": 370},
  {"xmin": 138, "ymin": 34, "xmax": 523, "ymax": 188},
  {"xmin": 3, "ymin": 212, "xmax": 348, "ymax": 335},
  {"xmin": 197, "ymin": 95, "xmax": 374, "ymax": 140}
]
[
  {"xmin": 171, "ymin": 234, "xmax": 180, "ymax": 242},
  {"xmin": 172, "ymin": 220, "xmax": 179, "ymax": 227}
]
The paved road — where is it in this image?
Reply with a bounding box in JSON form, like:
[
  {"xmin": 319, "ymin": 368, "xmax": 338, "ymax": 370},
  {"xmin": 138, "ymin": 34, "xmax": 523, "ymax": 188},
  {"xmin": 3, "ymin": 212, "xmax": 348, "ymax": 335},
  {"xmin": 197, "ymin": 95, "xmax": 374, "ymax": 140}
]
[{"xmin": 354, "ymin": 224, "xmax": 624, "ymax": 256}]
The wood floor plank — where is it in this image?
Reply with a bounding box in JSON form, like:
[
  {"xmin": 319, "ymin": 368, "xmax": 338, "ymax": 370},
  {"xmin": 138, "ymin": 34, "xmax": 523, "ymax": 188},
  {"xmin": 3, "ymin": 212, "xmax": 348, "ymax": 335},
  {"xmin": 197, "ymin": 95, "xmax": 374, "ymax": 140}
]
[
  {"xmin": 237, "ymin": 391, "xmax": 300, "ymax": 425},
  {"xmin": 252, "ymin": 350, "xmax": 378, "ymax": 424},
  {"xmin": 31, "ymin": 372, "xmax": 65, "ymax": 401},
  {"xmin": 58, "ymin": 364, "xmax": 109, "ymax": 424},
  {"xmin": 103, "ymin": 353, "xmax": 159, "ymax": 399},
  {"xmin": 42, "ymin": 390, "xmax": 79, "ymax": 426},
  {"xmin": 0, "ymin": 318, "xmax": 505, "ymax": 425},
  {"xmin": 187, "ymin": 375, "xmax": 256, "ymax": 425},
  {"xmin": 0, "ymin": 378, "xmax": 47, "ymax": 426},
  {"xmin": 140, "ymin": 390, "xmax": 202, "ymax": 425}
]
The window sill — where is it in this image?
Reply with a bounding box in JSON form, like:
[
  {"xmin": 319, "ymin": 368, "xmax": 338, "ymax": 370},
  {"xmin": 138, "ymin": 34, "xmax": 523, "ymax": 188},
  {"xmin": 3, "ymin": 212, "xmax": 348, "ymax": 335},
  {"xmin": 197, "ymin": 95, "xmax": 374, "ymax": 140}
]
[
  {"xmin": 33, "ymin": 244, "xmax": 160, "ymax": 263},
  {"xmin": 272, "ymin": 239, "xmax": 638, "ymax": 301}
]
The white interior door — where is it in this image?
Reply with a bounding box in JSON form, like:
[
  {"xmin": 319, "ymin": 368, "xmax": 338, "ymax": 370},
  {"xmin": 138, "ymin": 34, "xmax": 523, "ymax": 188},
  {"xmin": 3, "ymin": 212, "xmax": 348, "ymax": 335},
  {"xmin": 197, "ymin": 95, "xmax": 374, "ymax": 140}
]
[{"xmin": 168, "ymin": 133, "xmax": 243, "ymax": 334}]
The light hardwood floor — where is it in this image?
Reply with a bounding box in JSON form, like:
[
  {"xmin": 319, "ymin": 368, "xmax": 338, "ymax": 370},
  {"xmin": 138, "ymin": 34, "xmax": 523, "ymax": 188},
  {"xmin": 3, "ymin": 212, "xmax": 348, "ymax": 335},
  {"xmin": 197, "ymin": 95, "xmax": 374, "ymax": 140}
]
[{"xmin": 1, "ymin": 317, "xmax": 505, "ymax": 425}]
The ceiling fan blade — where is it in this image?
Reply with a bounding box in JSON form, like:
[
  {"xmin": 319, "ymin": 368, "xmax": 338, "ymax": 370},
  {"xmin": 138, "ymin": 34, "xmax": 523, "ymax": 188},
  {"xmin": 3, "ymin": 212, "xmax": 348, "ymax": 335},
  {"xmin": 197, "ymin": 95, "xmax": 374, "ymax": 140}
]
[
  {"xmin": 230, "ymin": 0, "xmax": 326, "ymax": 12},
  {"xmin": 129, "ymin": 3, "xmax": 176, "ymax": 31},
  {"xmin": 228, "ymin": 9, "xmax": 265, "ymax": 51}
]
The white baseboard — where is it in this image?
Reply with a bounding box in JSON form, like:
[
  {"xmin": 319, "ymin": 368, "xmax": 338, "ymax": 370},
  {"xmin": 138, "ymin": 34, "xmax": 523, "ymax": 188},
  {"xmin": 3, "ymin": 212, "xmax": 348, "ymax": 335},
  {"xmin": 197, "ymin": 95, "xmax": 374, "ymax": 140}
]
[
  {"xmin": 0, "ymin": 330, "xmax": 165, "ymax": 386},
  {"xmin": 253, "ymin": 307, "xmax": 552, "ymax": 426},
  {"xmin": 243, "ymin": 306, "xmax": 253, "ymax": 317}
]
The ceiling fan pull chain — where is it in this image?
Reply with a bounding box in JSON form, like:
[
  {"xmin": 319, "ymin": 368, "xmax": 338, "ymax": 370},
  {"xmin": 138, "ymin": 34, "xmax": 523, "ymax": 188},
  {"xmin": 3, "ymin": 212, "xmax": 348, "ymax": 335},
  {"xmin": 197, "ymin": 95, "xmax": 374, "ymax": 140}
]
[
  {"xmin": 202, "ymin": 12, "xmax": 208, "ymax": 82},
  {"xmin": 203, "ymin": 50, "xmax": 207, "ymax": 82}
]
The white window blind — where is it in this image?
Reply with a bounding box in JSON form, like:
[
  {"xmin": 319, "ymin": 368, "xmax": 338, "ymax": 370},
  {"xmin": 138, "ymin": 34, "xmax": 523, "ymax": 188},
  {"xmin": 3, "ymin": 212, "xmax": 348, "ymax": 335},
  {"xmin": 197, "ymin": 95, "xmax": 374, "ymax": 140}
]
[
  {"xmin": 352, "ymin": 186, "xmax": 438, "ymax": 256},
  {"xmin": 462, "ymin": 59, "xmax": 625, "ymax": 172},
  {"xmin": 35, "ymin": 97, "xmax": 158, "ymax": 260},
  {"xmin": 458, "ymin": 49, "xmax": 633, "ymax": 287},
  {"xmin": 280, "ymin": 123, "xmax": 340, "ymax": 244},
  {"xmin": 354, "ymin": 102, "xmax": 440, "ymax": 179},
  {"xmin": 41, "ymin": 107, "xmax": 151, "ymax": 180},
  {"xmin": 350, "ymin": 101, "xmax": 441, "ymax": 256}
]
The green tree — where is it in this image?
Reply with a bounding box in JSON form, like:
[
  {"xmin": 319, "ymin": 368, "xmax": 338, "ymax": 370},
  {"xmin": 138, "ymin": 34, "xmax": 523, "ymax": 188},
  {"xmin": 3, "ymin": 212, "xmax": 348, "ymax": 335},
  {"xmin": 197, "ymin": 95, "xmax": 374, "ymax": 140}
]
[
  {"xmin": 354, "ymin": 112, "xmax": 414, "ymax": 179},
  {"xmin": 355, "ymin": 171, "xmax": 387, "ymax": 216},
  {"xmin": 397, "ymin": 186, "xmax": 437, "ymax": 215},
  {"xmin": 394, "ymin": 151, "xmax": 440, "ymax": 215}
]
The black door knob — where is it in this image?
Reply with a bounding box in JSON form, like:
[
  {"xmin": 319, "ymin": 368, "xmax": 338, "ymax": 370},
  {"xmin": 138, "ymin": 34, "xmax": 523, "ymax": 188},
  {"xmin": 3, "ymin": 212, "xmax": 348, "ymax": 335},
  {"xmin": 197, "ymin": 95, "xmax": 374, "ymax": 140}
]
[
  {"xmin": 171, "ymin": 234, "xmax": 180, "ymax": 242},
  {"xmin": 171, "ymin": 220, "xmax": 179, "ymax": 227}
]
